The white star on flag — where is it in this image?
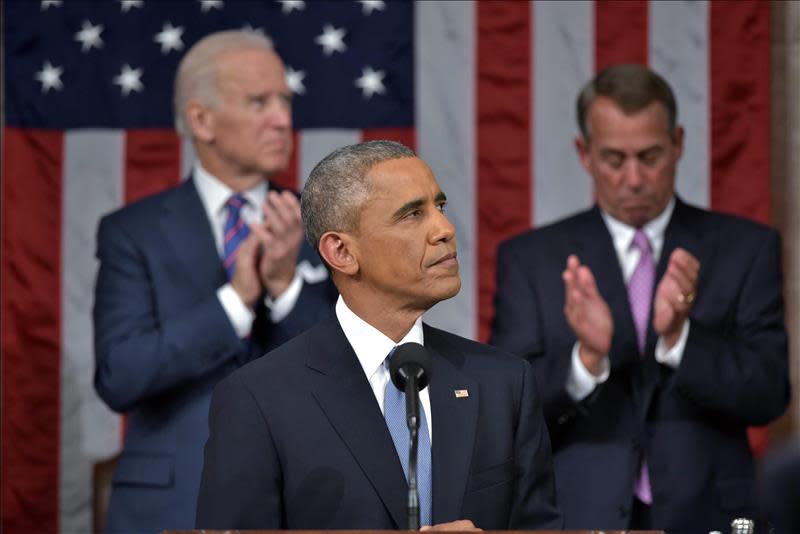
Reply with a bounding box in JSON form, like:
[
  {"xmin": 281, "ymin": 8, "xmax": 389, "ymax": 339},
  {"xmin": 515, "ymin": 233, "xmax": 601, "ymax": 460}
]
[
  {"xmin": 199, "ymin": 0, "xmax": 223, "ymax": 12},
  {"xmin": 35, "ymin": 61, "xmax": 64, "ymax": 93},
  {"xmin": 119, "ymin": 0, "xmax": 144, "ymax": 12},
  {"xmin": 315, "ymin": 24, "xmax": 347, "ymax": 56},
  {"xmin": 278, "ymin": 0, "xmax": 305, "ymax": 14},
  {"xmin": 241, "ymin": 24, "xmax": 273, "ymax": 45},
  {"xmin": 285, "ymin": 66, "xmax": 306, "ymax": 95},
  {"xmin": 40, "ymin": 0, "xmax": 62, "ymax": 10},
  {"xmin": 74, "ymin": 20, "xmax": 104, "ymax": 52},
  {"xmin": 358, "ymin": 0, "xmax": 386, "ymax": 15},
  {"xmin": 113, "ymin": 64, "xmax": 144, "ymax": 96},
  {"xmin": 154, "ymin": 23, "xmax": 185, "ymax": 54},
  {"xmin": 354, "ymin": 66, "xmax": 386, "ymax": 99}
]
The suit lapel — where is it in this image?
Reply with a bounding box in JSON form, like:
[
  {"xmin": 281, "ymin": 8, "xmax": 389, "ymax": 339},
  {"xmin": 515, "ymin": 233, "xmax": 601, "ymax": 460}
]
[
  {"xmin": 640, "ymin": 198, "xmax": 708, "ymax": 411},
  {"xmin": 160, "ymin": 178, "xmax": 226, "ymax": 292},
  {"xmin": 306, "ymin": 319, "xmax": 408, "ymax": 528},
  {"xmin": 425, "ymin": 327, "xmax": 479, "ymax": 524},
  {"xmin": 571, "ymin": 208, "xmax": 640, "ymax": 369}
]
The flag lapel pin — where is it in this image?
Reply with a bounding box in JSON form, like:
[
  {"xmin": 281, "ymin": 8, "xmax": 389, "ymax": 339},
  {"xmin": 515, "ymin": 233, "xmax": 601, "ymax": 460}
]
[{"xmin": 454, "ymin": 389, "xmax": 469, "ymax": 398}]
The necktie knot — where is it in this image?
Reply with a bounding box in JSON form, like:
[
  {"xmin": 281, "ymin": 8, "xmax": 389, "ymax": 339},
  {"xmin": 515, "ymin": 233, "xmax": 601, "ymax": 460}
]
[
  {"xmin": 226, "ymin": 193, "xmax": 248, "ymax": 214},
  {"xmin": 631, "ymin": 229, "xmax": 651, "ymax": 255}
]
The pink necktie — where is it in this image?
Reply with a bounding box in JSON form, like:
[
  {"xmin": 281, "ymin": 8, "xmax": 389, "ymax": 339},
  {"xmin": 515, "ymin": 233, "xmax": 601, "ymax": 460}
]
[{"xmin": 628, "ymin": 229, "xmax": 654, "ymax": 504}]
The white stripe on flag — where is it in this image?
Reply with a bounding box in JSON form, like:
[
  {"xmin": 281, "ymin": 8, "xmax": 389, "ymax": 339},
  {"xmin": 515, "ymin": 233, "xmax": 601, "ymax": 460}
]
[
  {"xmin": 532, "ymin": 0, "xmax": 594, "ymax": 227},
  {"xmin": 61, "ymin": 130, "xmax": 125, "ymax": 534},
  {"xmin": 416, "ymin": 1, "xmax": 476, "ymax": 339},
  {"xmin": 650, "ymin": 0, "xmax": 710, "ymax": 208},
  {"xmin": 298, "ymin": 130, "xmax": 361, "ymax": 189}
]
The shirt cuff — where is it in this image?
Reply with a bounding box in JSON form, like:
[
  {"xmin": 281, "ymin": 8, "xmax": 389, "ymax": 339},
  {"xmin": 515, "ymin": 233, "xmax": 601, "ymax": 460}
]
[
  {"xmin": 264, "ymin": 273, "xmax": 303, "ymax": 323},
  {"xmin": 655, "ymin": 319, "xmax": 690, "ymax": 369},
  {"xmin": 565, "ymin": 342, "xmax": 611, "ymax": 401},
  {"xmin": 217, "ymin": 284, "xmax": 255, "ymax": 339}
]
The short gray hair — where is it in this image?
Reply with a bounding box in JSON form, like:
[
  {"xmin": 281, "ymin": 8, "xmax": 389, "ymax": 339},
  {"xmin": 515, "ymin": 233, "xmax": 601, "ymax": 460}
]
[
  {"xmin": 301, "ymin": 140, "xmax": 417, "ymax": 250},
  {"xmin": 173, "ymin": 30, "xmax": 274, "ymax": 137},
  {"xmin": 576, "ymin": 63, "xmax": 678, "ymax": 142}
]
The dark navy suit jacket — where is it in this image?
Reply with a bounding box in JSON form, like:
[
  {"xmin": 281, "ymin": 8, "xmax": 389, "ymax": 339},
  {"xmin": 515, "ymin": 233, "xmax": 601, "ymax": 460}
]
[
  {"xmin": 93, "ymin": 178, "xmax": 336, "ymax": 534},
  {"xmin": 491, "ymin": 198, "xmax": 789, "ymax": 533},
  {"xmin": 195, "ymin": 317, "xmax": 562, "ymax": 529}
]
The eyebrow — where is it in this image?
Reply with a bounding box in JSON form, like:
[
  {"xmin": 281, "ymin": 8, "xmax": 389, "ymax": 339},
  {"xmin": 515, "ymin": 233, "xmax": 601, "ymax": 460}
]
[
  {"xmin": 391, "ymin": 191, "xmax": 447, "ymax": 220},
  {"xmin": 599, "ymin": 145, "xmax": 664, "ymax": 158}
]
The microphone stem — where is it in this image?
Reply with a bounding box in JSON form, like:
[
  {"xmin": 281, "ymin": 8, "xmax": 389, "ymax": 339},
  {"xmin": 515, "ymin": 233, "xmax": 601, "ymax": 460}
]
[{"xmin": 406, "ymin": 375, "xmax": 421, "ymax": 530}]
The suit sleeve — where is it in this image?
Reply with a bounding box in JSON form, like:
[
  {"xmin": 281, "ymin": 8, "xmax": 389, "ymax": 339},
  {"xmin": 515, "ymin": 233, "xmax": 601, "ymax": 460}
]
[
  {"xmin": 93, "ymin": 215, "xmax": 247, "ymax": 412},
  {"xmin": 490, "ymin": 241, "xmax": 580, "ymax": 426},
  {"xmin": 672, "ymin": 230, "xmax": 790, "ymax": 425},
  {"xmin": 508, "ymin": 359, "xmax": 563, "ymax": 528},
  {"xmin": 196, "ymin": 372, "xmax": 283, "ymax": 529}
]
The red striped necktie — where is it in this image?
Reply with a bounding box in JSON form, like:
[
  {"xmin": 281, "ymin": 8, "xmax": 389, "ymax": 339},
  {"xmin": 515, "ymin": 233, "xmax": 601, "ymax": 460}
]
[{"xmin": 222, "ymin": 193, "xmax": 251, "ymax": 279}]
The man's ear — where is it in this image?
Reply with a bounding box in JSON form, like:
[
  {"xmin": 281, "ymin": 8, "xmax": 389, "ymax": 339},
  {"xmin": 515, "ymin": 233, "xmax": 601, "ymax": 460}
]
[
  {"xmin": 318, "ymin": 231, "xmax": 359, "ymax": 276},
  {"xmin": 672, "ymin": 125, "xmax": 685, "ymax": 160},
  {"xmin": 186, "ymin": 99, "xmax": 214, "ymax": 143},
  {"xmin": 574, "ymin": 135, "xmax": 592, "ymax": 174}
]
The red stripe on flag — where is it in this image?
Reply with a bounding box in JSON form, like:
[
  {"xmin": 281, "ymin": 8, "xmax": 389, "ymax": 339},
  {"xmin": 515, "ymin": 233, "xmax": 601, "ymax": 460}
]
[
  {"xmin": 361, "ymin": 127, "xmax": 416, "ymax": 151},
  {"xmin": 1, "ymin": 128, "xmax": 63, "ymax": 534},
  {"xmin": 595, "ymin": 0, "xmax": 649, "ymax": 70},
  {"xmin": 710, "ymin": 1, "xmax": 772, "ymax": 456},
  {"xmin": 477, "ymin": 1, "xmax": 532, "ymax": 342},
  {"xmin": 272, "ymin": 130, "xmax": 300, "ymax": 191},
  {"xmin": 124, "ymin": 129, "xmax": 182, "ymax": 204},
  {"xmin": 710, "ymin": 1, "xmax": 771, "ymax": 225}
]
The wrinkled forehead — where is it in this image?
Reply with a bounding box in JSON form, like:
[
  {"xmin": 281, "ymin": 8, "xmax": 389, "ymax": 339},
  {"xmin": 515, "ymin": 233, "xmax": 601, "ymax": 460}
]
[{"xmin": 587, "ymin": 98, "xmax": 673, "ymax": 143}]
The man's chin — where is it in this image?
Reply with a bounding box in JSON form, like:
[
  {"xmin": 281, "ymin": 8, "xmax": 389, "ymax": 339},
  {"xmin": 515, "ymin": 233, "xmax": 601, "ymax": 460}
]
[
  {"xmin": 434, "ymin": 278, "xmax": 462, "ymax": 302},
  {"xmin": 258, "ymin": 158, "xmax": 291, "ymax": 177}
]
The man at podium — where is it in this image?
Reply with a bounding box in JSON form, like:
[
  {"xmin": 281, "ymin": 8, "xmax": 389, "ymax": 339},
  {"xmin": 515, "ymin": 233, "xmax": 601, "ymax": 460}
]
[{"xmin": 196, "ymin": 141, "xmax": 562, "ymax": 529}]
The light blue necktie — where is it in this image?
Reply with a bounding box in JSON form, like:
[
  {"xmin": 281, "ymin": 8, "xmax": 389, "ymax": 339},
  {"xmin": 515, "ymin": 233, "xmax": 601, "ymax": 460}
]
[{"xmin": 383, "ymin": 348, "xmax": 433, "ymax": 527}]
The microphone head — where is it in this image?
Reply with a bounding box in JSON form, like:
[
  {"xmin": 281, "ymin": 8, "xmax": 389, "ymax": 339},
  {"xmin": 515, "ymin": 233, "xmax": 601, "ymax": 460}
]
[{"xmin": 390, "ymin": 342, "xmax": 432, "ymax": 391}]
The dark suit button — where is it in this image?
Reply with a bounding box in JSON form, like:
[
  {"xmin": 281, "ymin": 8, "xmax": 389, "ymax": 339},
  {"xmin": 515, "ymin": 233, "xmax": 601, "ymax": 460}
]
[
  {"xmin": 619, "ymin": 504, "xmax": 629, "ymax": 518},
  {"xmin": 632, "ymin": 437, "xmax": 640, "ymax": 451},
  {"xmin": 557, "ymin": 414, "xmax": 570, "ymax": 425}
]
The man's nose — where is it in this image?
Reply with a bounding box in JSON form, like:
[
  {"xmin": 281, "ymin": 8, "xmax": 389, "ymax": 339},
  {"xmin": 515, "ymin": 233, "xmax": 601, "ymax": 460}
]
[
  {"xmin": 429, "ymin": 209, "xmax": 456, "ymax": 244},
  {"xmin": 266, "ymin": 99, "xmax": 292, "ymax": 128},
  {"xmin": 622, "ymin": 159, "xmax": 644, "ymax": 188}
]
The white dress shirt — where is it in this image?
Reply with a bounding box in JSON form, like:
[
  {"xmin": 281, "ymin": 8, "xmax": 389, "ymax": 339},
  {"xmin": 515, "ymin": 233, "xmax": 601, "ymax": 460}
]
[
  {"xmin": 193, "ymin": 164, "xmax": 303, "ymax": 338},
  {"xmin": 566, "ymin": 197, "xmax": 690, "ymax": 401},
  {"xmin": 335, "ymin": 296, "xmax": 433, "ymax": 443}
]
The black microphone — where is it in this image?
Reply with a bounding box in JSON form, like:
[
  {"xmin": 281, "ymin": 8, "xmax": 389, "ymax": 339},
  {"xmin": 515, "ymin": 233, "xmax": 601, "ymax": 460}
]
[{"xmin": 389, "ymin": 342, "xmax": 432, "ymax": 530}]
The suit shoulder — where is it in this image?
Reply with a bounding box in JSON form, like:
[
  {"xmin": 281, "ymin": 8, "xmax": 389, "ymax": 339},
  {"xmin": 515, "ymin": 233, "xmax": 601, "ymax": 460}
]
[
  {"xmin": 499, "ymin": 208, "xmax": 596, "ymax": 253},
  {"xmin": 233, "ymin": 319, "xmax": 333, "ymax": 382},
  {"xmin": 424, "ymin": 324, "xmax": 526, "ymax": 368},
  {"xmin": 100, "ymin": 182, "xmax": 188, "ymax": 228},
  {"xmin": 703, "ymin": 208, "xmax": 776, "ymax": 237},
  {"xmin": 683, "ymin": 203, "xmax": 780, "ymax": 245}
]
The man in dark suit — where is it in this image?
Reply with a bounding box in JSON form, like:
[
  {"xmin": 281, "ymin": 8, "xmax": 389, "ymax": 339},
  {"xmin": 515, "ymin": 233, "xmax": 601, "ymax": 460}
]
[
  {"xmin": 93, "ymin": 30, "xmax": 335, "ymax": 533},
  {"xmin": 196, "ymin": 140, "xmax": 562, "ymax": 530},
  {"xmin": 759, "ymin": 438, "xmax": 800, "ymax": 533},
  {"xmin": 491, "ymin": 64, "xmax": 790, "ymax": 533}
]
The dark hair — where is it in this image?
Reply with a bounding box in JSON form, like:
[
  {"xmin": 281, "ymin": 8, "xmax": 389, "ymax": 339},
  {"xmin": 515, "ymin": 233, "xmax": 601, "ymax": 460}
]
[
  {"xmin": 576, "ymin": 63, "xmax": 678, "ymax": 141},
  {"xmin": 301, "ymin": 140, "xmax": 416, "ymax": 250}
]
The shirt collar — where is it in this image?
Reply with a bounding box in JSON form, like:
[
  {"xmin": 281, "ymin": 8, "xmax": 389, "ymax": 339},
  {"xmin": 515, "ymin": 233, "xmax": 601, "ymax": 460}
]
[
  {"xmin": 335, "ymin": 296, "xmax": 425, "ymax": 381},
  {"xmin": 601, "ymin": 196, "xmax": 675, "ymax": 262},
  {"xmin": 193, "ymin": 162, "xmax": 268, "ymax": 218}
]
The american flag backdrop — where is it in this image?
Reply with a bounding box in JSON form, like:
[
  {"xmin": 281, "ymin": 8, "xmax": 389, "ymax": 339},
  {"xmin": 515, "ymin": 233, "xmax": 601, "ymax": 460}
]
[{"xmin": 2, "ymin": 1, "xmax": 772, "ymax": 532}]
